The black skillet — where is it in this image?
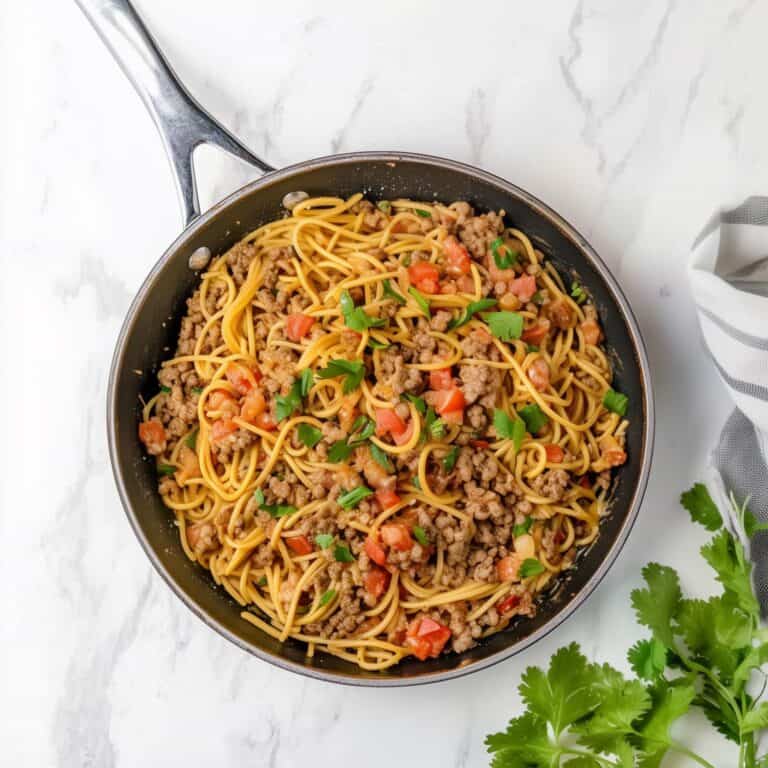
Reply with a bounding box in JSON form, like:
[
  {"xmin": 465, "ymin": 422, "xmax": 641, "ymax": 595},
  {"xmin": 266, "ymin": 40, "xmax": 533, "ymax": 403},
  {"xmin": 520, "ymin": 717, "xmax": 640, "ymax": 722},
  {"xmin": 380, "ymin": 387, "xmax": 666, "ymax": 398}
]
[{"xmin": 80, "ymin": 0, "xmax": 654, "ymax": 686}]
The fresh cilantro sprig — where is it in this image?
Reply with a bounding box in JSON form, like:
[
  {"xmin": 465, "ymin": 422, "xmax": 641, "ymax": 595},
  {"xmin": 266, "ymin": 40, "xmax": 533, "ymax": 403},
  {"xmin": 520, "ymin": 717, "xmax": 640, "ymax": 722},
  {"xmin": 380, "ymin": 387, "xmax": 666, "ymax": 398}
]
[
  {"xmin": 486, "ymin": 483, "xmax": 768, "ymax": 768},
  {"xmin": 275, "ymin": 369, "xmax": 313, "ymax": 422},
  {"xmin": 316, "ymin": 358, "xmax": 365, "ymax": 394},
  {"xmin": 340, "ymin": 290, "xmax": 386, "ymax": 332},
  {"xmin": 448, "ymin": 298, "xmax": 498, "ymax": 331}
]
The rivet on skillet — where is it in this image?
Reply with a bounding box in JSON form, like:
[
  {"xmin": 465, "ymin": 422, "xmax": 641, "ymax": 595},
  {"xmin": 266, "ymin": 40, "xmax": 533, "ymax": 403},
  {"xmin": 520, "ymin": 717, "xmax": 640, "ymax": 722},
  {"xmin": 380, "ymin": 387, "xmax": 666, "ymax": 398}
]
[{"xmin": 188, "ymin": 246, "xmax": 211, "ymax": 271}]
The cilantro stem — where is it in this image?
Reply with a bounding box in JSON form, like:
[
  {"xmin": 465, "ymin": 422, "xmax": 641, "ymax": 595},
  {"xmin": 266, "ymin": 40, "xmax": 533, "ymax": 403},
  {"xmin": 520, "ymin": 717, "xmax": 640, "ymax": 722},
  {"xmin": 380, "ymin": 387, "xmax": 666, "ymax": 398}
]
[
  {"xmin": 676, "ymin": 647, "xmax": 743, "ymax": 727},
  {"xmin": 667, "ymin": 741, "xmax": 718, "ymax": 768},
  {"xmin": 561, "ymin": 747, "xmax": 619, "ymax": 767}
]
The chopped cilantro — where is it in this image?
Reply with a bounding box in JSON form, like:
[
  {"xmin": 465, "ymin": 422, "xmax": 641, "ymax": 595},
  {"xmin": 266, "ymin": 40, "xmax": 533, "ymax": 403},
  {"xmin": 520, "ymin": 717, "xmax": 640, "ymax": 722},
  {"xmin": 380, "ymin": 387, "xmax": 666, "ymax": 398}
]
[
  {"xmin": 314, "ymin": 533, "xmax": 334, "ymax": 549},
  {"xmin": 337, "ymin": 486, "xmax": 373, "ymax": 509},
  {"xmin": 519, "ymin": 558, "xmax": 545, "ymax": 579},
  {"xmin": 448, "ymin": 298, "xmax": 498, "ymax": 331},
  {"xmin": 493, "ymin": 409, "xmax": 525, "ymax": 451},
  {"xmin": 603, "ymin": 388, "xmax": 629, "ymax": 417},
  {"xmin": 297, "ymin": 423, "xmax": 322, "ymax": 448},
  {"xmin": 369, "ymin": 442, "xmax": 393, "ymax": 472},
  {"xmin": 333, "ymin": 545, "xmax": 355, "ymax": 563},
  {"xmin": 513, "ymin": 517, "xmax": 533, "ymax": 537},
  {"xmin": 317, "ymin": 358, "xmax": 365, "ymax": 394},
  {"xmin": 413, "ymin": 525, "xmax": 429, "ymax": 546},
  {"xmin": 185, "ymin": 428, "xmax": 198, "ymax": 450},
  {"xmin": 408, "ymin": 286, "xmax": 431, "ymax": 318},
  {"xmin": 275, "ymin": 369, "xmax": 314, "ymax": 422},
  {"xmin": 518, "ymin": 403, "xmax": 548, "ymax": 435},
  {"xmin": 483, "ymin": 311, "xmax": 524, "ymax": 341},
  {"xmin": 319, "ymin": 588, "xmax": 336, "ymax": 606},
  {"xmin": 442, "ymin": 445, "xmax": 460, "ymax": 472},
  {"xmin": 340, "ymin": 289, "xmax": 387, "ymax": 332},
  {"xmin": 491, "ymin": 237, "xmax": 518, "ymax": 269},
  {"xmin": 157, "ymin": 464, "xmax": 176, "ymax": 476}
]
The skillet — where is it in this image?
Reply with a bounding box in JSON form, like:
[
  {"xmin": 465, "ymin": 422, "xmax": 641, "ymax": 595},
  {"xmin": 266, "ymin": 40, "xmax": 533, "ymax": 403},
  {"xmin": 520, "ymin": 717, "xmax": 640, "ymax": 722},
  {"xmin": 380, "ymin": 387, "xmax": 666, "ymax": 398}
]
[{"xmin": 80, "ymin": 0, "xmax": 654, "ymax": 685}]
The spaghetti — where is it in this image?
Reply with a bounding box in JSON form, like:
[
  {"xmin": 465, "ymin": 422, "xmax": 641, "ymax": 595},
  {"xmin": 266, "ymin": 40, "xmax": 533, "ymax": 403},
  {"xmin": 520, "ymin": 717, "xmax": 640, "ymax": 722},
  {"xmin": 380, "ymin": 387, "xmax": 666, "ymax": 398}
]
[{"xmin": 138, "ymin": 194, "xmax": 630, "ymax": 670}]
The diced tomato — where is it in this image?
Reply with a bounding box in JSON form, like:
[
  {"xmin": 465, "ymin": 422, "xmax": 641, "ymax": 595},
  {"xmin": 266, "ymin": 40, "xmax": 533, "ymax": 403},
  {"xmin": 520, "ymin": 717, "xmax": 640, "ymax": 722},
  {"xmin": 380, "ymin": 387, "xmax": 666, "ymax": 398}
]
[
  {"xmin": 364, "ymin": 568, "xmax": 390, "ymax": 599},
  {"xmin": 286, "ymin": 535, "xmax": 313, "ymax": 555},
  {"xmin": 521, "ymin": 318, "xmax": 551, "ymax": 345},
  {"xmin": 177, "ymin": 445, "xmax": 201, "ymax": 482},
  {"xmin": 470, "ymin": 439, "xmax": 490, "ymax": 449},
  {"xmin": 209, "ymin": 390, "xmax": 239, "ymax": 416},
  {"xmin": 581, "ymin": 319, "xmax": 602, "ymax": 346},
  {"xmin": 364, "ymin": 535, "xmax": 387, "ymax": 566},
  {"xmin": 392, "ymin": 419, "xmax": 415, "ymax": 446},
  {"xmin": 579, "ymin": 475, "xmax": 592, "ymax": 489},
  {"xmin": 240, "ymin": 389, "xmax": 267, "ymax": 423},
  {"xmin": 286, "ymin": 313, "xmax": 316, "ymax": 342},
  {"xmin": 544, "ymin": 444, "xmax": 564, "ymax": 463},
  {"xmin": 211, "ymin": 419, "xmax": 238, "ymax": 442},
  {"xmin": 225, "ymin": 363, "xmax": 255, "ymax": 395},
  {"xmin": 380, "ymin": 523, "xmax": 413, "ymax": 552},
  {"xmin": 509, "ymin": 274, "xmax": 537, "ymax": 302},
  {"xmin": 599, "ymin": 435, "xmax": 627, "ymax": 468},
  {"xmin": 434, "ymin": 387, "xmax": 465, "ymax": 419},
  {"xmin": 138, "ymin": 420, "xmax": 166, "ymax": 452},
  {"xmin": 375, "ymin": 408, "xmax": 407, "ymax": 438},
  {"xmin": 444, "ymin": 236, "xmax": 471, "ymax": 276},
  {"xmin": 496, "ymin": 555, "xmax": 520, "ymax": 583},
  {"xmin": 405, "ymin": 617, "xmax": 452, "ymax": 660},
  {"xmin": 429, "ymin": 368, "xmax": 453, "ymax": 390},
  {"xmin": 375, "ymin": 487, "xmax": 401, "ymax": 510},
  {"xmin": 408, "ymin": 262, "xmax": 441, "ymax": 294},
  {"xmin": 498, "ymin": 594, "xmax": 520, "ymax": 614}
]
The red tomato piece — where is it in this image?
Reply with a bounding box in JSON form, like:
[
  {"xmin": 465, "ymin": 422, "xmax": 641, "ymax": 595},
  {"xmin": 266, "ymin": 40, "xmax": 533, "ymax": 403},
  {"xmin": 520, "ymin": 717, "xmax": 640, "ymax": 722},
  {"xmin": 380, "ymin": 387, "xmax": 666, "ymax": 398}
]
[
  {"xmin": 544, "ymin": 444, "xmax": 564, "ymax": 463},
  {"xmin": 580, "ymin": 319, "xmax": 602, "ymax": 346},
  {"xmin": 416, "ymin": 617, "xmax": 444, "ymax": 637},
  {"xmin": 375, "ymin": 408, "xmax": 407, "ymax": 438},
  {"xmin": 364, "ymin": 535, "xmax": 387, "ymax": 566},
  {"xmin": 138, "ymin": 420, "xmax": 166, "ymax": 451},
  {"xmin": 429, "ymin": 368, "xmax": 453, "ymax": 390},
  {"xmin": 225, "ymin": 363, "xmax": 255, "ymax": 395},
  {"xmin": 407, "ymin": 636, "xmax": 433, "ymax": 661},
  {"xmin": 364, "ymin": 568, "xmax": 390, "ymax": 599},
  {"xmin": 240, "ymin": 389, "xmax": 267, "ymax": 423},
  {"xmin": 470, "ymin": 439, "xmax": 490, "ymax": 449},
  {"xmin": 405, "ymin": 617, "xmax": 451, "ymax": 659},
  {"xmin": 443, "ymin": 236, "xmax": 471, "ymax": 276},
  {"xmin": 211, "ymin": 419, "xmax": 238, "ymax": 442},
  {"xmin": 579, "ymin": 475, "xmax": 592, "ymax": 489},
  {"xmin": 434, "ymin": 387, "xmax": 465, "ymax": 417},
  {"xmin": 375, "ymin": 487, "xmax": 401, "ymax": 510},
  {"xmin": 408, "ymin": 262, "xmax": 440, "ymax": 288},
  {"xmin": 392, "ymin": 419, "xmax": 415, "ymax": 446},
  {"xmin": 380, "ymin": 523, "xmax": 413, "ymax": 552},
  {"xmin": 286, "ymin": 535, "xmax": 313, "ymax": 555},
  {"xmin": 509, "ymin": 274, "xmax": 537, "ymax": 302},
  {"xmin": 521, "ymin": 318, "xmax": 551, "ymax": 345},
  {"xmin": 254, "ymin": 410, "xmax": 277, "ymax": 431},
  {"xmin": 496, "ymin": 555, "xmax": 520, "ymax": 583},
  {"xmin": 286, "ymin": 313, "xmax": 316, "ymax": 342},
  {"xmin": 498, "ymin": 594, "xmax": 520, "ymax": 614}
]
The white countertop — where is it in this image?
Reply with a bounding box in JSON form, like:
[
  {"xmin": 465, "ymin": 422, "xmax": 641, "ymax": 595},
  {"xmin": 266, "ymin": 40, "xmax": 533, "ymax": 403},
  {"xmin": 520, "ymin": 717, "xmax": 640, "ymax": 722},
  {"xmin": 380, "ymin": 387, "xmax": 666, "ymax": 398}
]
[{"xmin": 3, "ymin": 0, "xmax": 764, "ymax": 765}]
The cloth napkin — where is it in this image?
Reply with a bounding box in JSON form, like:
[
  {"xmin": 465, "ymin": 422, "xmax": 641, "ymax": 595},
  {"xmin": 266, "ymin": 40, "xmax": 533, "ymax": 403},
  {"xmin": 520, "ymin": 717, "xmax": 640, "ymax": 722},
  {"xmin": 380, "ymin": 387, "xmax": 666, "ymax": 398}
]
[{"xmin": 689, "ymin": 196, "xmax": 768, "ymax": 607}]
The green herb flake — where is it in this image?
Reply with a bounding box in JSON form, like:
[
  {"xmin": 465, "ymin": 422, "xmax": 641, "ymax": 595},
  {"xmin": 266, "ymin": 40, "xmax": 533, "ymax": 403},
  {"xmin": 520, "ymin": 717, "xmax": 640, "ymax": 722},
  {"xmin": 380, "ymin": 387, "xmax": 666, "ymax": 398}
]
[
  {"xmin": 442, "ymin": 445, "xmax": 459, "ymax": 472},
  {"xmin": 491, "ymin": 237, "xmax": 518, "ymax": 269},
  {"xmin": 424, "ymin": 406, "xmax": 446, "ymax": 440},
  {"xmin": 413, "ymin": 525, "xmax": 429, "ymax": 546},
  {"xmin": 602, "ymin": 388, "xmax": 629, "ymax": 417},
  {"xmin": 448, "ymin": 298, "xmax": 498, "ymax": 331},
  {"xmin": 493, "ymin": 409, "xmax": 526, "ymax": 452},
  {"xmin": 526, "ymin": 344, "xmax": 540, "ymax": 353},
  {"xmin": 317, "ymin": 358, "xmax": 365, "ymax": 394},
  {"xmin": 411, "ymin": 476, "xmax": 422, "ymax": 490},
  {"xmin": 297, "ymin": 423, "xmax": 322, "ymax": 448},
  {"xmin": 367, "ymin": 338, "xmax": 390, "ymax": 350},
  {"xmin": 328, "ymin": 440, "xmax": 354, "ymax": 463},
  {"xmin": 256, "ymin": 575, "xmax": 267, "ymax": 587},
  {"xmin": 483, "ymin": 311, "xmax": 524, "ymax": 341},
  {"xmin": 337, "ymin": 486, "xmax": 373, "ymax": 510},
  {"xmin": 513, "ymin": 517, "xmax": 533, "ymax": 537},
  {"xmin": 185, "ymin": 428, "xmax": 198, "ymax": 450},
  {"xmin": 570, "ymin": 281, "xmax": 587, "ymax": 304},
  {"xmin": 531, "ymin": 291, "xmax": 544, "ymax": 305},
  {"xmin": 377, "ymin": 200, "xmax": 392, "ymax": 214},
  {"xmin": 339, "ymin": 289, "xmax": 387, "ymax": 332},
  {"xmin": 160, "ymin": 385, "xmax": 171, "ymax": 394},
  {"xmin": 414, "ymin": 208, "xmax": 432, "ymax": 218},
  {"xmin": 254, "ymin": 487, "xmax": 296, "ymax": 518},
  {"xmin": 518, "ymin": 403, "xmax": 548, "ymax": 435},
  {"xmin": 276, "ymin": 370, "xmax": 314, "ymax": 422},
  {"xmin": 680, "ymin": 483, "xmax": 723, "ymax": 531},
  {"xmin": 314, "ymin": 533, "xmax": 334, "ymax": 549},
  {"xmin": 369, "ymin": 442, "xmax": 393, "ymax": 472},
  {"xmin": 519, "ymin": 558, "xmax": 545, "ymax": 579},
  {"xmin": 319, "ymin": 588, "xmax": 336, "ymax": 606},
  {"xmin": 401, "ymin": 393, "xmax": 427, "ymax": 416},
  {"xmin": 333, "ymin": 545, "xmax": 355, "ymax": 563},
  {"xmin": 191, "ymin": 386, "xmax": 204, "ymax": 394},
  {"xmin": 157, "ymin": 463, "xmax": 176, "ymax": 476},
  {"xmin": 382, "ymin": 278, "xmax": 407, "ymax": 305},
  {"xmin": 407, "ymin": 286, "xmax": 431, "ymax": 318}
]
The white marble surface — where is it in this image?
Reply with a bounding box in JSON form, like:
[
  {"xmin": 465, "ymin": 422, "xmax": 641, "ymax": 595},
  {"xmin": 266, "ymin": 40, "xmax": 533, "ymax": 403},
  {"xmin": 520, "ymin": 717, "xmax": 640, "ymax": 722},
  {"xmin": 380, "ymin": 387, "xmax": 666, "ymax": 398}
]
[{"xmin": 3, "ymin": 0, "xmax": 766, "ymax": 765}]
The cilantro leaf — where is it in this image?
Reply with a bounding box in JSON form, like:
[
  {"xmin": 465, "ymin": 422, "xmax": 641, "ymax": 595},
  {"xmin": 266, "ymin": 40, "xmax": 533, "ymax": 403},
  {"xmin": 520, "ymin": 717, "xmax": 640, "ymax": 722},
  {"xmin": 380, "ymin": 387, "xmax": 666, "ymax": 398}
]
[
  {"xmin": 485, "ymin": 712, "xmax": 560, "ymax": 766},
  {"xmin": 412, "ymin": 525, "xmax": 429, "ymax": 546},
  {"xmin": 297, "ymin": 423, "xmax": 322, "ymax": 448},
  {"xmin": 376, "ymin": 200, "xmax": 391, "ymax": 214},
  {"xmin": 401, "ymin": 393, "xmax": 427, "ymax": 416},
  {"xmin": 680, "ymin": 483, "xmax": 722, "ymax": 531},
  {"xmin": 424, "ymin": 406, "xmax": 445, "ymax": 439},
  {"xmin": 442, "ymin": 445, "xmax": 459, "ymax": 472},
  {"xmin": 630, "ymin": 563, "xmax": 681, "ymax": 646},
  {"xmin": 603, "ymin": 388, "xmax": 628, "ymax": 417},
  {"xmin": 160, "ymin": 385, "xmax": 171, "ymax": 393},
  {"xmin": 484, "ymin": 311, "xmax": 524, "ymax": 341},
  {"xmin": 369, "ymin": 442, "xmax": 393, "ymax": 472},
  {"xmin": 518, "ymin": 404, "xmax": 548, "ymax": 436},
  {"xmin": 634, "ymin": 679, "xmax": 696, "ymax": 760},
  {"xmin": 414, "ymin": 208, "xmax": 431, "ymax": 218},
  {"xmin": 491, "ymin": 237, "xmax": 518, "ymax": 269},
  {"xmin": 571, "ymin": 281, "xmax": 587, "ymax": 304},
  {"xmin": 314, "ymin": 533, "xmax": 334, "ymax": 549},
  {"xmin": 184, "ymin": 428, "xmax": 198, "ymax": 450},
  {"xmin": 328, "ymin": 439, "xmax": 353, "ymax": 463},
  {"xmin": 382, "ymin": 279, "xmax": 406, "ymax": 305},
  {"xmin": 513, "ymin": 517, "xmax": 533, "ymax": 537},
  {"xmin": 337, "ymin": 486, "xmax": 373, "ymax": 509},
  {"xmin": 448, "ymin": 298, "xmax": 498, "ymax": 331},
  {"xmin": 254, "ymin": 488, "xmax": 296, "ymax": 518},
  {"xmin": 317, "ymin": 358, "xmax": 365, "ymax": 394},
  {"xmin": 408, "ymin": 286, "xmax": 430, "ymax": 318},
  {"xmin": 627, "ymin": 639, "xmax": 668, "ymax": 681},
  {"xmin": 333, "ymin": 544, "xmax": 355, "ymax": 563},
  {"xmin": 319, "ymin": 588, "xmax": 336, "ymax": 606},
  {"xmin": 340, "ymin": 290, "xmax": 386, "ymax": 332},
  {"xmin": 519, "ymin": 643, "xmax": 601, "ymax": 737},
  {"xmin": 276, "ymin": 370, "xmax": 314, "ymax": 422},
  {"xmin": 741, "ymin": 702, "xmax": 768, "ymax": 735},
  {"xmin": 157, "ymin": 463, "xmax": 176, "ymax": 476},
  {"xmin": 519, "ymin": 558, "xmax": 545, "ymax": 579},
  {"xmin": 701, "ymin": 529, "xmax": 760, "ymax": 620},
  {"xmin": 493, "ymin": 408, "xmax": 525, "ymax": 451},
  {"xmin": 367, "ymin": 338, "xmax": 390, "ymax": 350}
]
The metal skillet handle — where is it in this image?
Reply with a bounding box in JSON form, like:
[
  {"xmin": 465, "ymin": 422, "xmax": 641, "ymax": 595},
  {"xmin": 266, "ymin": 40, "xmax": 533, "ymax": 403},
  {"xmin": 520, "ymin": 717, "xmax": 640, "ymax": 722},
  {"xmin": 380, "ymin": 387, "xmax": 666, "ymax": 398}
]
[{"xmin": 76, "ymin": 0, "xmax": 275, "ymax": 226}]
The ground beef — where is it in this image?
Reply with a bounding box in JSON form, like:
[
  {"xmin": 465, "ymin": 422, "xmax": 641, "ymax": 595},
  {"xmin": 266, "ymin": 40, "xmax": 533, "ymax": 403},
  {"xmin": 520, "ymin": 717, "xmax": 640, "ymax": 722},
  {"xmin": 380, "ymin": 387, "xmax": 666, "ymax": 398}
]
[
  {"xmin": 457, "ymin": 211, "xmax": 505, "ymax": 260},
  {"xmin": 532, "ymin": 469, "xmax": 570, "ymax": 501}
]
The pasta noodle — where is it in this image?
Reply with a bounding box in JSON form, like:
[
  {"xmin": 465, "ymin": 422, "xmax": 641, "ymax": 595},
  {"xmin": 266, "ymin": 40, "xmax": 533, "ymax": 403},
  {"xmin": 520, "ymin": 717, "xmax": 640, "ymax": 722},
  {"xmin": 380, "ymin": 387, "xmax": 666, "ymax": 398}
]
[{"xmin": 137, "ymin": 194, "xmax": 630, "ymax": 670}]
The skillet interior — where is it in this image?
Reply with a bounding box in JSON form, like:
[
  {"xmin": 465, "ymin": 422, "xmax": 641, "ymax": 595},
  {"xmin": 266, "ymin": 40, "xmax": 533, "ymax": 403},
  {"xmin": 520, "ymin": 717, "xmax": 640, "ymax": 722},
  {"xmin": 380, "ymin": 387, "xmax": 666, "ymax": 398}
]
[{"xmin": 108, "ymin": 152, "xmax": 652, "ymax": 685}]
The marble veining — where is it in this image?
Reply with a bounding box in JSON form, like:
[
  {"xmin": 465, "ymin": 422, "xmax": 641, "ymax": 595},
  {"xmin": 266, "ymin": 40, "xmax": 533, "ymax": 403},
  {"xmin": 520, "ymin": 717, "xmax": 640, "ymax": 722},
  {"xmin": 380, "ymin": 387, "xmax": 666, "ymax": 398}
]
[{"xmin": 3, "ymin": 0, "xmax": 767, "ymax": 764}]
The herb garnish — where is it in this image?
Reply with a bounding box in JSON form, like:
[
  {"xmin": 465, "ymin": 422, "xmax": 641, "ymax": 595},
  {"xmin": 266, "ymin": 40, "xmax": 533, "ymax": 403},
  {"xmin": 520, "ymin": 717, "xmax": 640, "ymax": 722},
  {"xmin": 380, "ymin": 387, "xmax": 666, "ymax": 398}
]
[
  {"xmin": 518, "ymin": 403, "xmax": 548, "ymax": 435},
  {"xmin": 603, "ymin": 388, "xmax": 629, "ymax": 417},
  {"xmin": 254, "ymin": 488, "xmax": 297, "ymax": 518},
  {"xmin": 412, "ymin": 526, "xmax": 429, "ymax": 546},
  {"xmin": 318, "ymin": 588, "xmax": 336, "ymax": 606},
  {"xmin": 314, "ymin": 533, "xmax": 334, "ymax": 549},
  {"xmin": 493, "ymin": 409, "xmax": 525, "ymax": 452},
  {"xmin": 382, "ymin": 279, "xmax": 407, "ymax": 305},
  {"xmin": 484, "ymin": 311, "xmax": 524, "ymax": 341},
  {"xmin": 337, "ymin": 486, "xmax": 373, "ymax": 509},
  {"xmin": 369, "ymin": 442, "xmax": 393, "ymax": 472},
  {"xmin": 297, "ymin": 423, "xmax": 322, "ymax": 448},
  {"xmin": 157, "ymin": 464, "xmax": 176, "ymax": 476},
  {"xmin": 491, "ymin": 237, "xmax": 518, "ymax": 269},
  {"xmin": 340, "ymin": 289, "xmax": 386, "ymax": 332},
  {"xmin": 442, "ymin": 445, "xmax": 460, "ymax": 472},
  {"xmin": 570, "ymin": 281, "xmax": 586, "ymax": 304},
  {"xmin": 408, "ymin": 286, "xmax": 431, "ymax": 318},
  {"xmin": 333, "ymin": 545, "xmax": 355, "ymax": 563},
  {"xmin": 275, "ymin": 369, "xmax": 313, "ymax": 422},
  {"xmin": 448, "ymin": 298, "xmax": 498, "ymax": 331},
  {"xmin": 317, "ymin": 358, "xmax": 365, "ymax": 394}
]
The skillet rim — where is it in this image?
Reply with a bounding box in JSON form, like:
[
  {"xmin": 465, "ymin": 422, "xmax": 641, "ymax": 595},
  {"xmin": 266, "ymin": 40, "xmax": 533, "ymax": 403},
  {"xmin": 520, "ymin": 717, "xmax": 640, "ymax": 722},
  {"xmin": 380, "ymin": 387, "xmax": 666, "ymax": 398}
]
[{"xmin": 106, "ymin": 150, "xmax": 655, "ymax": 687}]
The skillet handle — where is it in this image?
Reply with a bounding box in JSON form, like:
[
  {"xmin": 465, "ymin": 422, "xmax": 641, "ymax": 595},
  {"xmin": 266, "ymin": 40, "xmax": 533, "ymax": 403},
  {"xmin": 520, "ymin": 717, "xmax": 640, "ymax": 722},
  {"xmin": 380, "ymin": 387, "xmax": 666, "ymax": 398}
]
[{"xmin": 76, "ymin": 0, "xmax": 275, "ymax": 226}]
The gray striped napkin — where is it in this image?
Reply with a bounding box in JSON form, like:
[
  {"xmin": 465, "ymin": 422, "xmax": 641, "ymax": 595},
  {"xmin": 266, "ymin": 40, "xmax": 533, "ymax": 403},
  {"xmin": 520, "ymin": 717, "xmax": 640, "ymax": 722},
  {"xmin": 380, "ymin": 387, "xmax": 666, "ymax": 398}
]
[{"xmin": 690, "ymin": 197, "xmax": 768, "ymax": 609}]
